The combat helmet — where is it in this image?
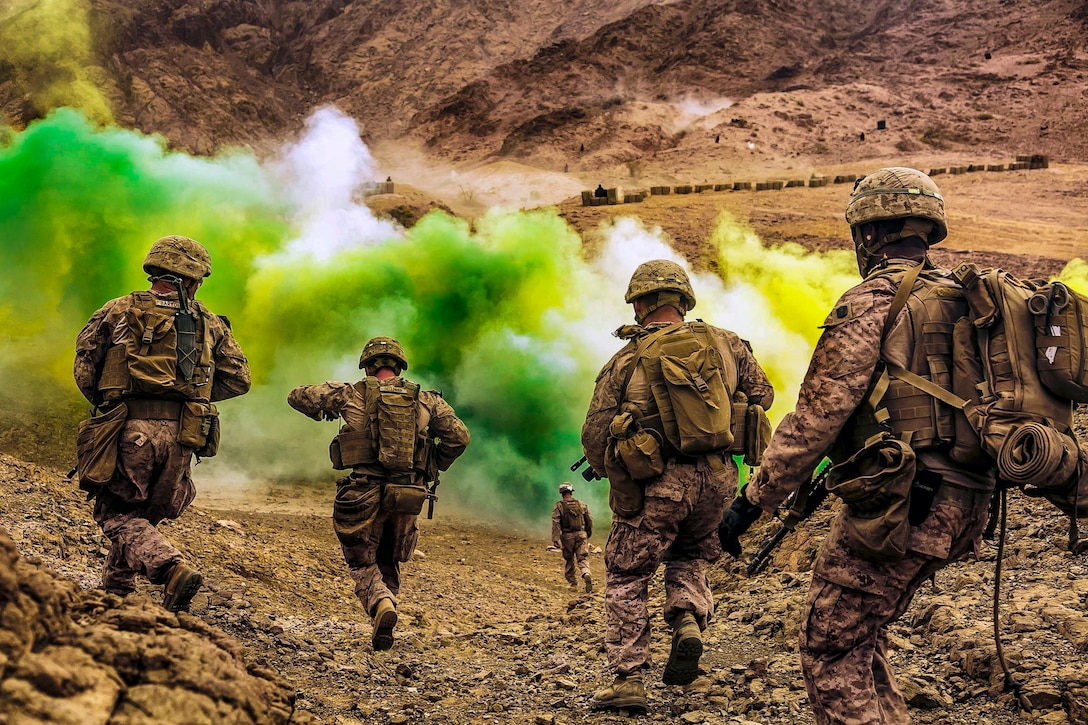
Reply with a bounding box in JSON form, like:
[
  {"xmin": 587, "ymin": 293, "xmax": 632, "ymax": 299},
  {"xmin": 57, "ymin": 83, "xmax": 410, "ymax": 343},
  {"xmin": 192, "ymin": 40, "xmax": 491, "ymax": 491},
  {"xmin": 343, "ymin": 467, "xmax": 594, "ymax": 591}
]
[
  {"xmin": 143, "ymin": 235, "xmax": 212, "ymax": 280},
  {"xmin": 625, "ymin": 260, "xmax": 696, "ymax": 322},
  {"xmin": 359, "ymin": 336, "xmax": 409, "ymax": 371},
  {"xmin": 845, "ymin": 167, "xmax": 947, "ymax": 272},
  {"xmin": 559, "ymin": 482, "xmax": 574, "ymax": 495}
]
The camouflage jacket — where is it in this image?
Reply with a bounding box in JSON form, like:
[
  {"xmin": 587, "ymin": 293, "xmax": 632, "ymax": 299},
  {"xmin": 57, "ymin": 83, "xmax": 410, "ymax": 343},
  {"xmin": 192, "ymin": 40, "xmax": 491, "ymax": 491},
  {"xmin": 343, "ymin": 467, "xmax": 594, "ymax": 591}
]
[
  {"xmin": 581, "ymin": 320, "xmax": 775, "ymax": 477},
  {"xmin": 551, "ymin": 498, "xmax": 592, "ymax": 540},
  {"xmin": 74, "ymin": 290, "xmax": 250, "ymax": 405},
  {"xmin": 748, "ymin": 258, "xmax": 995, "ymax": 513},
  {"xmin": 287, "ymin": 377, "xmax": 470, "ymax": 477}
]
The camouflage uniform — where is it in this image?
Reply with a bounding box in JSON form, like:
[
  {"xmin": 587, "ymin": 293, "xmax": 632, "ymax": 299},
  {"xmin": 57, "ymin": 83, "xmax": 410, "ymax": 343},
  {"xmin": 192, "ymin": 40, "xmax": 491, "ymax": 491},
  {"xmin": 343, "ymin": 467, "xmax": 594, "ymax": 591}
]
[
  {"xmin": 583, "ymin": 322, "xmax": 774, "ymax": 675},
  {"xmin": 551, "ymin": 497, "xmax": 593, "ymax": 586},
  {"xmin": 748, "ymin": 260, "xmax": 996, "ymax": 725},
  {"xmin": 74, "ymin": 292, "xmax": 250, "ymax": 594},
  {"xmin": 287, "ymin": 379, "xmax": 469, "ymax": 615}
]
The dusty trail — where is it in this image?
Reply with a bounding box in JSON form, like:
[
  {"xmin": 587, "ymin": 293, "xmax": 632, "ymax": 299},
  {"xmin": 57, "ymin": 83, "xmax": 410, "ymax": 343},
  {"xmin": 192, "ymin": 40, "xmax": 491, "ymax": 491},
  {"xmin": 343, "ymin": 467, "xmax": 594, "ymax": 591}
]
[{"xmin": 4, "ymin": 439, "xmax": 1088, "ymax": 724}]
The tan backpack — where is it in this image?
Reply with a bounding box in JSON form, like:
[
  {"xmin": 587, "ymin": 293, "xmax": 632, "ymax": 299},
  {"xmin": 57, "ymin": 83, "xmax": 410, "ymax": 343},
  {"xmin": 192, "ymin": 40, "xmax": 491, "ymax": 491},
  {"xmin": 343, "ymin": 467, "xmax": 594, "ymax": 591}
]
[
  {"xmin": 629, "ymin": 321, "xmax": 738, "ymax": 455},
  {"xmin": 870, "ymin": 263, "xmax": 1082, "ymax": 493}
]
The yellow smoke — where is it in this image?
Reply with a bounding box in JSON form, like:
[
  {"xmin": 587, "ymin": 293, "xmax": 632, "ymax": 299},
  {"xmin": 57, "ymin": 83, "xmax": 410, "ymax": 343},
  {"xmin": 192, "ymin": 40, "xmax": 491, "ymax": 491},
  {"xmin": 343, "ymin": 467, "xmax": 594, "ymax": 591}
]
[
  {"xmin": 0, "ymin": 0, "xmax": 112, "ymax": 124},
  {"xmin": 1057, "ymin": 258, "xmax": 1088, "ymax": 297}
]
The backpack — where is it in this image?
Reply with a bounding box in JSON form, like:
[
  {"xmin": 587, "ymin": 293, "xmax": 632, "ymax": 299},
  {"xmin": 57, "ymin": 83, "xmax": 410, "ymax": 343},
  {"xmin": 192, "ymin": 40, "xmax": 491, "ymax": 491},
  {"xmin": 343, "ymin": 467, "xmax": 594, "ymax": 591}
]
[
  {"xmin": 559, "ymin": 500, "xmax": 586, "ymax": 532},
  {"xmin": 869, "ymin": 262, "xmax": 1084, "ymax": 494},
  {"xmin": 626, "ymin": 321, "xmax": 738, "ymax": 455},
  {"xmin": 330, "ymin": 378, "xmax": 421, "ymax": 474},
  {"xmin": 97, "ymin": 292, "xmax": 214, "ymax": 402}
]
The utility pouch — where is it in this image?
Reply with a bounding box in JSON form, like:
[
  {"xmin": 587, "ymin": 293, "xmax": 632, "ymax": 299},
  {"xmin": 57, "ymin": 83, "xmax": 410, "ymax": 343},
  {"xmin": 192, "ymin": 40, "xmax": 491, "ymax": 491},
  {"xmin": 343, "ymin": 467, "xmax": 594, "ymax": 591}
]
[
  {"xmin": 826, "ymin": 436, "xmax": 916, "ymax": 562},
  {"xmin": 75, "ymin": 402, "xmax": 128, "ymax": 495},
  {"xmin": 609, "ymin": 410, "xmax": 666, "ymax": 480},
  {"xmin": 381, "ymin": 482, "xmax": 429, "ymax": 515},
  {"xmin": 908, "ymin": 469, "xmax": 944, "ymax": 526},
  {"xmin": 603, "ymin": 443, "xmax": 645, "ymax": 517},
  {"xmin": 330, "ymin": 429, "xmax": 376, "ymax": 470},
  {"xmin": 1033, "ymin": 282, "xmax": 1088, "ymax": 403},
  {"xmin": 744, "ymin": 404, "xmax": 772, "ymax": 467},
  {"xmin": 333, "ymin": 482, "xmax": 382, "ymax": 545},
  {"xmin": 178, "ymin": 402, "xmax": 219, "ymax": 457}
]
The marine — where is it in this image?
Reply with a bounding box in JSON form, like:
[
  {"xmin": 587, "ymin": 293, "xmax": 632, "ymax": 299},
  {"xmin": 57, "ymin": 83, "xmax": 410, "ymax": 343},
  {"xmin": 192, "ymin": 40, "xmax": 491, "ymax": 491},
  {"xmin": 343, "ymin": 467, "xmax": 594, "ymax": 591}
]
[
  {"xmin": 74, "ymin": 235, "xmax": 251, "ymax": 612},
  {"xmin": 551, "ymin": 482, "xmax": 594, "ymax": 592},
  {"xmin": 288, "ymin": 336, "xmax": 470, "ymax": 650},
  {"xmin": 719, "ymin": 168, "xmax": 1000, "ymax": 724},
  {"xmin": 582, "ymin": 259, "xmax": 774, "ymax": 712}
]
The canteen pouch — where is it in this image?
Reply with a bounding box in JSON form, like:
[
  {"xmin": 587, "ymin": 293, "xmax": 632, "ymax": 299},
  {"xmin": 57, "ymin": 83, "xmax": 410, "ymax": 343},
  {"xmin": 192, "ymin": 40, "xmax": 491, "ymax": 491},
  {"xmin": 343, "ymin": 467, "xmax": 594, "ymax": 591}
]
[
  {"xmin": 75, "ymin": 402, "xmax": 128, "ymax": 495},
  {"xmin": 333, "ymin": 481, "xmax": 382, "ymax": 545},
  {"xmin": 178, "ymin": 401, "xmax": 219, "ymax": 456},
  {"xmin": 381, "ymin": 482, "xmax": 429, "ymax": 515},
  {"xmin": 826, "ymin": 436, "xmax": 916, "ymax": 563},
  {"xmin": 609, "ymin": 410, "xmax": 665, "ymax": 480}
]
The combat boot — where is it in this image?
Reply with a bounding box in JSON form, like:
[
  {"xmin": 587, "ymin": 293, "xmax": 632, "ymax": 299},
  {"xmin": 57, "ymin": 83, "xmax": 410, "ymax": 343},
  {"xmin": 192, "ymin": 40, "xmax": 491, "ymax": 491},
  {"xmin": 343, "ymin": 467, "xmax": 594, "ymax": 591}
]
[
  {"xmin": 371, "ymin": 598, "xmax": 398, "ymax": 651},
  {"xmin": 583, "ymin": 571, "xmax": 594, "ymax": 593},
  {"xmin": 161, "ymin": 562, "xmax": 203, "ymax": 613},
  {"xmin": 662, "ymin": 611, "xmax": 703, "ymax": 685},
  {"xmin": 590, "ymin": 674, "xmax": 647, "ymax": 712}
]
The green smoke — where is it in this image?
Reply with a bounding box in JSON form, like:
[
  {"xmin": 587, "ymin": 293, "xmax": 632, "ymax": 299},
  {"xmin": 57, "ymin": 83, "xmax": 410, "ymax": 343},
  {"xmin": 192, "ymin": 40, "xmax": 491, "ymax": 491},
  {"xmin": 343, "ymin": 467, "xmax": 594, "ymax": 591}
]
[{"xmin": 0, "ymin": 108, "xmax": 610, "ymax": 523}]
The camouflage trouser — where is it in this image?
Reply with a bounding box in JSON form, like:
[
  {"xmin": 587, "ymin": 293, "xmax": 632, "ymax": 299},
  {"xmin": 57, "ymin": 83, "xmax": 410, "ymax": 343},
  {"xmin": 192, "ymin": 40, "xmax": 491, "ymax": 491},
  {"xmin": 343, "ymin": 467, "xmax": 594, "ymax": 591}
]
[
  {"xmin": 560, "ymin": 531, "xmax": 590, "ymax": 585},
  {"xmin": 92, "ymin": 420, "xmax": 196, "ymax": 593},
  {"xmin": 800, "ymin": 489, "xmax": 991, "ymax": 725},
  {"xmin": 333, "ymin": 481, "xmax": 420, "ymax": 615},
  {"xmin": 604, "ymin": 457, "xmax": 732, "ymax": 675}
]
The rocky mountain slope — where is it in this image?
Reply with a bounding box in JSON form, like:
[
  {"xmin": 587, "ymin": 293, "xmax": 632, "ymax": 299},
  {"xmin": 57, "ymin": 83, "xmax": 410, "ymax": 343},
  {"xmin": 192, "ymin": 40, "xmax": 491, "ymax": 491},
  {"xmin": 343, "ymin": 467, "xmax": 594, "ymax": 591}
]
[{"xmin": 4, "ymin": 0, "xmax": 1088, "ymax": 169}]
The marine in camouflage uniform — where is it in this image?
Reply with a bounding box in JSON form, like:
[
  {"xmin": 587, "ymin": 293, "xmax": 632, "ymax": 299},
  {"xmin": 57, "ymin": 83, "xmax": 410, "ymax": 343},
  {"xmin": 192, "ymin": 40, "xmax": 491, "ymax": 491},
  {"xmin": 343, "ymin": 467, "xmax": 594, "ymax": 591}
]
[
  {"xmin": 582, "ymin": 260, "xmax": 774, "ymax": 710},
  {"xmin": 721, "ymin": 168, "xmax": 998, "ymax": 725},
  {"xmin": 288, "ymin": 337, "xmax": 469, "ymax": 651},
  {"xmin": 551, "ymin": 482, "xmax": 594, "ymax": 591},
  {"xmin": 74, "ymin": 236, "xmax": 250, "ymax": 612}
]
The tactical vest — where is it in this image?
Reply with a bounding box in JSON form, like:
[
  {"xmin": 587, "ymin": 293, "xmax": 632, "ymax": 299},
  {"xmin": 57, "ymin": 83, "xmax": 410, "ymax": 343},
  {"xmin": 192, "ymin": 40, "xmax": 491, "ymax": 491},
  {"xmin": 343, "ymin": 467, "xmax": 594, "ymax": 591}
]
[
  {"xmin": 624, "ymin": 321, "xmax": 739, "ymax": 456},
  {"xmin": 558, "ymin": 500, "xmax": 586, "ymax": 533},
  {"xmin": 330, "ymin": 378, "xmax": 423, "ymax": 475},
  {"xmin": 97, "ymin": 292, "xmax": 214, "ymax": 403},
  {"xmin": 839, "ymin": 264, "xmax": 988, "ymax": 467}
]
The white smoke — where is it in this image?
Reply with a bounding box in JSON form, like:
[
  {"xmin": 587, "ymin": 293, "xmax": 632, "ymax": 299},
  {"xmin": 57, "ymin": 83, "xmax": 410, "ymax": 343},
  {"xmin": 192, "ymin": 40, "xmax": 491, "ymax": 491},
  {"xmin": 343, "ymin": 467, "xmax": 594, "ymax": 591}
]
[{"xmin": 267, "ymin": 106, "xmax": 400, "ymax": 261}]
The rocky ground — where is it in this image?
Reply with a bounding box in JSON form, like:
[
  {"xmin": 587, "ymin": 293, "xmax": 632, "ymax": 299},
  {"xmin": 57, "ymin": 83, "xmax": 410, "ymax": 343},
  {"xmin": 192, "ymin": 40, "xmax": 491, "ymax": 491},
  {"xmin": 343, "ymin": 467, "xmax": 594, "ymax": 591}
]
[{"xmin": 2, "ymin": 403, "xmax": 1087, "ymax": 724}]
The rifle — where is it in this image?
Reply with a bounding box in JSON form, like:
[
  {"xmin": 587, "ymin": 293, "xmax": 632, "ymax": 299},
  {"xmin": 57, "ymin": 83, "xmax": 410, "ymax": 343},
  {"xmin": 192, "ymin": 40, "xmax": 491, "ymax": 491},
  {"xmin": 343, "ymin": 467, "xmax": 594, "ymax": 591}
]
[
  {"xmin": 423, "ymin": 434, "xmax": 440, "ymax": 519},
  {"xmin": 746, "ymin": 462, "xmax": 832, "ymax": 577},
  {"xmin": 570, "ymin": 455, "xmax": 602, "ymax": 482},
  {"xmin": 425, "ymin": 473, "xmax": 440, "ymax": 519}
]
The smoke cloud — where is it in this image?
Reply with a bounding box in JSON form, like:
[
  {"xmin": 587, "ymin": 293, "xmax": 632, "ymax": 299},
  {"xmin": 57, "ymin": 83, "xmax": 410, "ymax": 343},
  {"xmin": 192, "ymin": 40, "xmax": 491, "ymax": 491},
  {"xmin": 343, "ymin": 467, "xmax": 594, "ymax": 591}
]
[{"xmin": 7, "ymin": 107, "xmax": 1083, "ymax": 527}]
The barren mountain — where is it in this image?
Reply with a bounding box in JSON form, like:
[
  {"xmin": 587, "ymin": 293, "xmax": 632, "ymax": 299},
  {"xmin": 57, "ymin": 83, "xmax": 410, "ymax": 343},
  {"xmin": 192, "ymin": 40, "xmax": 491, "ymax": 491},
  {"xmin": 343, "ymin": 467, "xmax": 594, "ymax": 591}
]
[{"xmin": 5, "ymin": 0, "xmax": 1088, "ymax": 168}]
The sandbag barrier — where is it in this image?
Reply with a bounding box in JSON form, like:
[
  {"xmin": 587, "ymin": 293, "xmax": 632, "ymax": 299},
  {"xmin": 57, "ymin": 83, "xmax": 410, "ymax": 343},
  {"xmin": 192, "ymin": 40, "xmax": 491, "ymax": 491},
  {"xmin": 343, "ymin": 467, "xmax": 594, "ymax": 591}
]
[{"xmin": 580, "ymin": 154, "xmax": 1050, "ymax": 206}]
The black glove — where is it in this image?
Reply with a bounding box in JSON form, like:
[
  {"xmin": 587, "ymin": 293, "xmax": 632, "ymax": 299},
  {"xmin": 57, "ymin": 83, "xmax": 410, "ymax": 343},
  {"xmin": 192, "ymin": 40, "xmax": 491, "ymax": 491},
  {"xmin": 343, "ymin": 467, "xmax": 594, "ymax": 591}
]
[{"xmin": 718, "ymin": 494, "xmax": 763, "ymax": 558}]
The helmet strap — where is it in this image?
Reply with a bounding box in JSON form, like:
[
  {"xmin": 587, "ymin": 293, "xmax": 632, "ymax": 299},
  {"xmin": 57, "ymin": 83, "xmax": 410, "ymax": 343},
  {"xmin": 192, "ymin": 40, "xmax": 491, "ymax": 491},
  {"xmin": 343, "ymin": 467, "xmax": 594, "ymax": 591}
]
[{"xmin": 634, "ymin": 291, "xmax": 688, "ymax": 324}]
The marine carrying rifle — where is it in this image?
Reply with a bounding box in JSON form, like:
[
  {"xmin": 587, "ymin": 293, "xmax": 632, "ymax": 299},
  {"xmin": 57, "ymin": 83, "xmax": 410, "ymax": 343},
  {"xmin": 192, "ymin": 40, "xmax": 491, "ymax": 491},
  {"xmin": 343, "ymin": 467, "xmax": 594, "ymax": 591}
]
[
  {"xmin": 570, "ymin": 455, "xmax": 602, "ymax": 482},
  {"xmin": 746, "ymin": 462, "xmax": 832, "ymax": 577}
]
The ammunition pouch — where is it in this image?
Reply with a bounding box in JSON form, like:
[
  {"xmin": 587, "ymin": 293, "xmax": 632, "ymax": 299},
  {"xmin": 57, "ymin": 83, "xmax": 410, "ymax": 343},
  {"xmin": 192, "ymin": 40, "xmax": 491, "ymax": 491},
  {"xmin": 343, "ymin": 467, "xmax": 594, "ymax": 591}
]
[
  {"xmin": 380, "ymin": 482, "xmax": 429, "ymax": 515},
  {"xmin": 330, "ymin": 428, "xmax": 376, "ymax": 470},
  {"xmin": 333, "ymin": 481, "xmax": 382, "ymax": 546},
  {"xmin": 826, "ymin": 436, "xmax": 916, "ymax": 563},
  {"xmin": 178, "ymin": 401, "xmax": 220, "ymax": 457},
  {"xmin": 75, "ymin": 403, "xmax": 128, "ymax": 496}
]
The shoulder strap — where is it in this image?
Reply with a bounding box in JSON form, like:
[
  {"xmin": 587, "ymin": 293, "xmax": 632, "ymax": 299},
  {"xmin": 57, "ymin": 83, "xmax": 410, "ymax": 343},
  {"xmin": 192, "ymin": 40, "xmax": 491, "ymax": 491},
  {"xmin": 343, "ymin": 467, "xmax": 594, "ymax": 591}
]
[
  {"xmin": 878, "ymin": 263, "xmax": 972, "ymax": 410},
  {"xmin": 882, "ymin": 262, "xmax": 924, "ymax": 339},
  {"xmin": 619, "ymin": 322, "xmax": 685, "ymax": 394}
]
